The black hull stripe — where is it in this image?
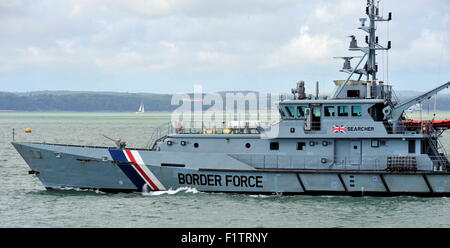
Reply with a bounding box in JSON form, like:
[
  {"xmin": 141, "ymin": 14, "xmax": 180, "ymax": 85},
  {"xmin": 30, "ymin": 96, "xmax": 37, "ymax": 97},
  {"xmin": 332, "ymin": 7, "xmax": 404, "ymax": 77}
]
[
  {"xmin": 423, "ymin": 174, "xmax": 434, "ymax": 193},
  {"xmin": 379, "ymin": 174, "xmax": 390, "ymax": 193}
]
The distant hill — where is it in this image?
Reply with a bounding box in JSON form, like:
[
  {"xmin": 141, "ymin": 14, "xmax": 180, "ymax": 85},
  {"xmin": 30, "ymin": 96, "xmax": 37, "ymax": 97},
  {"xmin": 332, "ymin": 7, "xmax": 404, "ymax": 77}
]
[
  {"xmin": 0, "ymin": 91, "xmax": 174, "ymax": 112},
  {"xmin": 0, "ymin": 90, "xmax": 449, "ymax": 112}
]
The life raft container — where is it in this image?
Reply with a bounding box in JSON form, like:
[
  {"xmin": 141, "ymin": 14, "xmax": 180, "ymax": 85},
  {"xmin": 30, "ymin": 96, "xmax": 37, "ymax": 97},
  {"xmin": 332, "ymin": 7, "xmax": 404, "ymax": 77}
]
[{"xmin": 402, "ymin": 119, "xmax": 450, "ymax": 129}]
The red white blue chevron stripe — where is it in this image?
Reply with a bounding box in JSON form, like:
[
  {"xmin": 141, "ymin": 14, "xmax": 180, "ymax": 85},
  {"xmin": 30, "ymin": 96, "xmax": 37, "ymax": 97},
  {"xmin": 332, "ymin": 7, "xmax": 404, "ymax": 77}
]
[{"xmin": 109, "ymin": 149, "xmax": 165, "ymax": 191}]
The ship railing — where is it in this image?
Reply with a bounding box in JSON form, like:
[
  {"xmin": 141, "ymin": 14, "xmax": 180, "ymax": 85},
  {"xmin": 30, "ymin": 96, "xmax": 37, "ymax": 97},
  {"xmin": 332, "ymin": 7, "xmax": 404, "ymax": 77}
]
[
  {"xmin": 172, "ymin": 120, "xmax": 274, "ymax": 135},
  {"xmin": 146, "ymin": 122, "xmax": 174, "ymax": 149},
  {"xmin": 146, "ymin": 120, "xmax": 276, "ymax": 149},
  {"xmin": 387, "ymin": 121, "xmax": 448, "ymax": 135}
]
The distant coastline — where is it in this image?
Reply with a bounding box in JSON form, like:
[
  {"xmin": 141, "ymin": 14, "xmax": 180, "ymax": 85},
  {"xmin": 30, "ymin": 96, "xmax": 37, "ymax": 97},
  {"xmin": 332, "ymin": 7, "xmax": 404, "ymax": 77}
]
[{"xmin": 0, "ymin": 90, "xmax": 449, "ymax": 112}]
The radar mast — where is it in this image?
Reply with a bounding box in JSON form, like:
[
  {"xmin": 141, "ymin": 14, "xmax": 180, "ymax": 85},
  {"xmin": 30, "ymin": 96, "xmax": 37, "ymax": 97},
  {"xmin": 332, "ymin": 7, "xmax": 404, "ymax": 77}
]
[
  {"xmin": 336, "ymin": 0, "xmax": 392, "ymax": 81},
  {"xmin": 332, "ymin": 0, "xmax": 392, "ymax": 99}
]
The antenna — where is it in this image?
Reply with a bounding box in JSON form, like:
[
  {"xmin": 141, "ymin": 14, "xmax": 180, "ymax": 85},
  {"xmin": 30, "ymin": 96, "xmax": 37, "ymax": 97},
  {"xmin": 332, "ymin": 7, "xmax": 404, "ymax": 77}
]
[{"xmin": 338, "ymin": 0, "xmax": 392, "ymax": 82}]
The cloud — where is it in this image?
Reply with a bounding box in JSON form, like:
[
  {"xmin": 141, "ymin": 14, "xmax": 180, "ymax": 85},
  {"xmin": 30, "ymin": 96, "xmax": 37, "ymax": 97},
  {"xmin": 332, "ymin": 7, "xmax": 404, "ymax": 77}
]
[
  {"xmin": 0, "ymin": 39, "xmax": 82, "ymax": 71},
  {"xmin": 196, "ymin": 51, "xmax": 239, "ymax": 66},
  {"xmin": 312, "ymin": 0, "xmax": 364, "ymax": 24},
  {"xmin": 70, "ymin": 0, "xmax": 300, "ymax": 19},
  {"xmin": 94, "ymin": 41, "xmax": 182, "ymax": 73},
  {"xmin": 391, "ymin": 29, "xmax": 450, "ymax": 68},
  {"xmin": 262, "ymin": 25, "xmax": 343, "ymax": 69},
  {"xmin": 0, "ymin": 0, "xmax": 448, "ymax": 93}
]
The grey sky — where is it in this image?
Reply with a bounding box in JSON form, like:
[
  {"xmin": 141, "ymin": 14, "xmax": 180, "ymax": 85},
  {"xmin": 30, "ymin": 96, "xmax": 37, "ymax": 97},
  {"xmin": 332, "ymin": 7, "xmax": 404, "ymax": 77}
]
[{"xmin": 0, "ymin": 0, "xmax": 449, "ymax": 94}]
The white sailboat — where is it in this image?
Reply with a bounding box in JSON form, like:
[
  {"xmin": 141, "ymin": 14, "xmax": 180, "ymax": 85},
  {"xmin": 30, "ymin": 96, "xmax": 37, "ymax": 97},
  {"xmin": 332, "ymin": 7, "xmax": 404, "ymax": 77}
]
[{"xmin": 136, "ymin": 101, "xmax": 145, "ymax": 114}]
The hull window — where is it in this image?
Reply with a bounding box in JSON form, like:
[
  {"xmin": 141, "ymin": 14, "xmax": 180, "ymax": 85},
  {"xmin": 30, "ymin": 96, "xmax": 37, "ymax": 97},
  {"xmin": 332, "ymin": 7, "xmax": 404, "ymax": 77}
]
[
  {"xmin": 270, "ymin": 142, "xmax": 279, "ymax": 150},
  {"xmin": 297, "ymin": 142, "xmax": 306, "ymax": 150}
]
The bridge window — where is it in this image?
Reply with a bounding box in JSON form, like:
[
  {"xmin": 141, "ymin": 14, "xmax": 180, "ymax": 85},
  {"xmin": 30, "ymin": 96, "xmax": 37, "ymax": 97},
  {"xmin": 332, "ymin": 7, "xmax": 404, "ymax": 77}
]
[
  {"xmin": 352, "ymin": 106, "xmax": 362, "ymax": 117},
  {"xmin": 338, "ymin": 106, "xmax": 349, "ymax": 116},
  {"xmin": 313, "ymin": 106, "xmax": 321, "ymax": 117},
  {"xmin": 297, "ymin": 106, "xmax": 306, "ymax": 118},
  {"xmin": 296, "ymin": 142, "xmax": 306, "ymax": 150},
  {"xmin": 324, "ymin": 106, "xmax": 335, "ymax": 117},
  {"xmin": 270, "ymin": 142, "xmax": 279, "ymax": 150},
  {"xmin": 284, "ymin": 106, "xmax": 296, "ymax": 118}
]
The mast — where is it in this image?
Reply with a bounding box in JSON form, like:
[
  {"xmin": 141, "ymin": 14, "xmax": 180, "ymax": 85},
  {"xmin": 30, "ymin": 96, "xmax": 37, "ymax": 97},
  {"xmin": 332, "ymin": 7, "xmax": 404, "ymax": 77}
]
[
  {"xmin": 363, "ymin": 0, "xmax": 392, "ymax": 81},
  {"xmin": 336, "ymin": 0, "xmax": 392, "ymax": 81}
]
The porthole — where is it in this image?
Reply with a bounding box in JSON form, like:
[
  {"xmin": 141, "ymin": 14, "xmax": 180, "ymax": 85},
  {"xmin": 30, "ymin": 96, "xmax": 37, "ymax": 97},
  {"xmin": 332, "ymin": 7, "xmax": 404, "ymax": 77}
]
[
  {"xmin": 194, "ymin": 143, "xmax": 199, "ymax": 148},
  {"xmin": 245, "ymin": 143, "xmax": 251, "ymax": 149},
  {"xmin": 181, "ymin": 141, "xmax": 187, "ymax": 146}
]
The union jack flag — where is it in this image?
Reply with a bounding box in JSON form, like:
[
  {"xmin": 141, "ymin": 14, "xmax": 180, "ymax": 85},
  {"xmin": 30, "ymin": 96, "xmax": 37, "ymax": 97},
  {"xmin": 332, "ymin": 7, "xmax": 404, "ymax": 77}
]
[{"xmin": 332, "ymin": 125, "xmax": 347, "ymax": 133}]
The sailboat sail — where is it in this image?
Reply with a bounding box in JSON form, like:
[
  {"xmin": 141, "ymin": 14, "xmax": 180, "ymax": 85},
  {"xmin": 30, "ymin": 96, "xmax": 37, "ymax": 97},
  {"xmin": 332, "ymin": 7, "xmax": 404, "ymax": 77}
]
[{"xmin": 136, "ymin": 102, "xmax": 145, "ymax": 113}]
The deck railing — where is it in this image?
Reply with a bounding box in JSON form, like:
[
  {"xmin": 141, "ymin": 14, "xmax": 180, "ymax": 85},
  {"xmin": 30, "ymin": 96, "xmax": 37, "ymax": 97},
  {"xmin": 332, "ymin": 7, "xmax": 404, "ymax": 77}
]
[{"xmin": 146, "ymin": 120, "xmax": 275, "ymax": 149}]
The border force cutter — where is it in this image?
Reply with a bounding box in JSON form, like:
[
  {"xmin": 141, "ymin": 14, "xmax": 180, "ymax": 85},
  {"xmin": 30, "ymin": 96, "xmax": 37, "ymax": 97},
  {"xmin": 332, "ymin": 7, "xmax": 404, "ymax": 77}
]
[{"xmin": 12, "ymin": 0, "xmax": 450, "ymax": 196}]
